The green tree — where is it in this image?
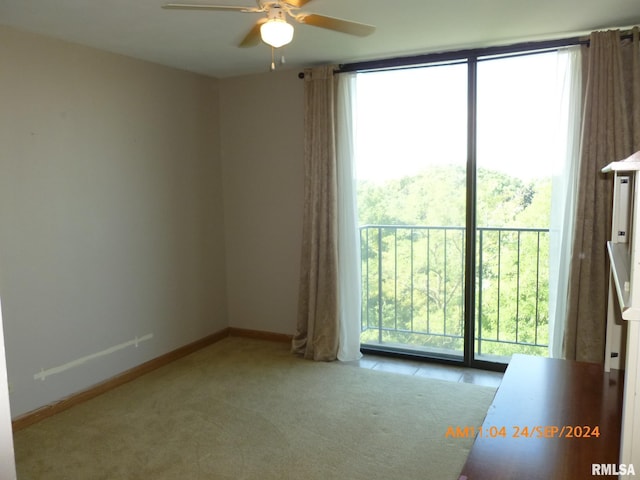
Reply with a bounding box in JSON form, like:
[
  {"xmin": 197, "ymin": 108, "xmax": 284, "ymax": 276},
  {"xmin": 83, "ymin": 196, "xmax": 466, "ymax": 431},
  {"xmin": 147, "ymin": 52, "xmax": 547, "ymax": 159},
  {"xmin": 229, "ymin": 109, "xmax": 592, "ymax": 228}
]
[{"xmin": 358, "ymin": 164, "xmax": 550, "ymax": 358}]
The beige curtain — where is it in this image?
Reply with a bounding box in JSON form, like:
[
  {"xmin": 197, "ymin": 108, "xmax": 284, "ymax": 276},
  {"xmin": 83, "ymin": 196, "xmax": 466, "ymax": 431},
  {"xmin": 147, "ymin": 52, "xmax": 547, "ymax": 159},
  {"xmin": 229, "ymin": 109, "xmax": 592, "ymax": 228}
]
[
  {"xmin": 564, "ymin": 28, "xmax": 640, "ymax": 362},
  {"xmin": 292, "ymin": 65, "xmax": 340, "ymax": 361}
]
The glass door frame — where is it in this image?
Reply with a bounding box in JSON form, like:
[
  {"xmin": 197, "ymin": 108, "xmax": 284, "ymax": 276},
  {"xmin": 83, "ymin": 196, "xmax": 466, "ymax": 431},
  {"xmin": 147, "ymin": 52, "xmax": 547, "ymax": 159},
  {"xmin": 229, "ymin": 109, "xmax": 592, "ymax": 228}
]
[{"xmin": 348, "ymin": 39, "xmax": 577, "ymax": 372}]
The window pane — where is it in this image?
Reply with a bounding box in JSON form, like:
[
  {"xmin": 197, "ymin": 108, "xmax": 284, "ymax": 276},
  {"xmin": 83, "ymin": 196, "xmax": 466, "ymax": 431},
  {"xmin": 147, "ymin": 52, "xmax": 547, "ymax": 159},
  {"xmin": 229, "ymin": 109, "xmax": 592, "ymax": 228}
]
[
  {"xmin": 355, "ymin": 64, "xmax": 468, "ymax": 358},
  {"xmin": 475, "ymin": 52, "xmax": 561, "ymax": 361}
]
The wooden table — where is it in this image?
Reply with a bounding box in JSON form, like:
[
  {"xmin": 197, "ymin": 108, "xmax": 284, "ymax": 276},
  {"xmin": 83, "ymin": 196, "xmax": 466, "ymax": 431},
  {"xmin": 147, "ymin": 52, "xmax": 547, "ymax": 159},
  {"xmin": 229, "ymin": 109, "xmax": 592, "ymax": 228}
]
[{"xmin": 459, "ymin": 354, "xmax": 624, "ymax": 479}]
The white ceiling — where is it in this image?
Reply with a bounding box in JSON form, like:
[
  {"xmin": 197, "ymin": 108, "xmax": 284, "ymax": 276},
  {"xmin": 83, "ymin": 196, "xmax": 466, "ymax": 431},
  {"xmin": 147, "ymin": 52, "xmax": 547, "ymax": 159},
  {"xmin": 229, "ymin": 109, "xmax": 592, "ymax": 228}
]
[{"xmin": 1, "ymin": 0, "xmax": 640, "ymax": 78}]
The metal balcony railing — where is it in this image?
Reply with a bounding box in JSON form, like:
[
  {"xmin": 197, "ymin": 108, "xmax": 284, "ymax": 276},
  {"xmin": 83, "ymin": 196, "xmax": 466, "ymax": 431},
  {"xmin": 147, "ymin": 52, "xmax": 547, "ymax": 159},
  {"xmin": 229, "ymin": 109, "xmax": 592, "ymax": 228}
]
[{"xmin": 360, "ymin": 225, "xmax": 550, "ymax": 359}]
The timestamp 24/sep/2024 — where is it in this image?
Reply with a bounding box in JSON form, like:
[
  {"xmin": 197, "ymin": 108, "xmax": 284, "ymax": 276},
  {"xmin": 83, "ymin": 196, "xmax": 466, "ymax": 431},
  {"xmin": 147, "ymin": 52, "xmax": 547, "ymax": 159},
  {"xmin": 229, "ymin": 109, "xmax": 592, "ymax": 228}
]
[{"xmin": 445, "ymin": 424, "xmax": 601, "ymax": 439}]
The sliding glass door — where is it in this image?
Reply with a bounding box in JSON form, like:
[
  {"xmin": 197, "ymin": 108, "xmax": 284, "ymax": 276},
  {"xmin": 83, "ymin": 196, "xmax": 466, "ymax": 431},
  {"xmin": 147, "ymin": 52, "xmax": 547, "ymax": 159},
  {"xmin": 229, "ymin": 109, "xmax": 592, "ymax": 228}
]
[
  {"xmin": 355, "ymin": 64, "xmax": 468, "ymax": 360},
  {"xmin": 474, "ymin": 51, "xmax": 575, "ymax": 364},
  {"xmin": 353, "ymin": 48, "xmax": 578, "ymax": 367}
]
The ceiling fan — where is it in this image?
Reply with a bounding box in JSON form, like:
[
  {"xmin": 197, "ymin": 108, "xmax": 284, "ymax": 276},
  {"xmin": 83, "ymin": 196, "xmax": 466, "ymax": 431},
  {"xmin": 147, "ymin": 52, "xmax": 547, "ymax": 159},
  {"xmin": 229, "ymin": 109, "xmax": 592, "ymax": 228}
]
[{"xmin": 162, "ymin": 0, "xmax": 376, "ymax": 50}]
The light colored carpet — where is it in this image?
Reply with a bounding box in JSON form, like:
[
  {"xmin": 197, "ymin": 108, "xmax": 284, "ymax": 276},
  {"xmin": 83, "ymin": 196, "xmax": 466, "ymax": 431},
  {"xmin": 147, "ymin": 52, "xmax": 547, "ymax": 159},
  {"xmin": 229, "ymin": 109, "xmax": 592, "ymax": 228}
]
[{"xmin": 13, "ymin": 337, "xmax": 496, "ymax": 479}]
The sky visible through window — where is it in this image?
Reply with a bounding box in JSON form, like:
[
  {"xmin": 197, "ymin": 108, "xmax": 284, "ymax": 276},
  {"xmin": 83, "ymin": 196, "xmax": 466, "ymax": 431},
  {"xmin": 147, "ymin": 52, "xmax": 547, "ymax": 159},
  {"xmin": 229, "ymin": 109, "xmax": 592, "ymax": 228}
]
[{"xmin": 354, "ymin": 51, "xmax": 569, "ymax": 183}]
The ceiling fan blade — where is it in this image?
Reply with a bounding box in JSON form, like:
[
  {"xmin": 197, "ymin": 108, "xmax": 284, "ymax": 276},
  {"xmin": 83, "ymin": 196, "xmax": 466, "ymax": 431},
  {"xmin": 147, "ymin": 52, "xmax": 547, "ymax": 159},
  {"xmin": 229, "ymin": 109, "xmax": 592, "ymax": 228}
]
[
  {"xmin": 285, "ymin": 0, "xmax": 314, "ymax": 7},
  {"xmin": 295, "ymin": 13, "xmax": 375, "ymax": 37},
  {"xmin": 162, "ymin": 3, "xmax": 260, "ymax": 12},
  {"xmin": 239, "ymin": 19, "xmax": 266, "ymax": 47}
]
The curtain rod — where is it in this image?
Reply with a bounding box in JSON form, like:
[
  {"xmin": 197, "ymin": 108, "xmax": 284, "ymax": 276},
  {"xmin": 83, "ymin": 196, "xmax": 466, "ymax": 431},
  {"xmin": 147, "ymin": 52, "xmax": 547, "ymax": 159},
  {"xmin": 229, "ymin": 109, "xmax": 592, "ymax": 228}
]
[
  {"xmin": 298, "ymin": 27, "xmax": 636, "ymax": 78},
  {"xmin": 337, "ymin": 28, "xmax": 637, "ymax": 74},
  {"xmin": 335, "ymin": 36, "xmax": 587, "ymax": 73}
]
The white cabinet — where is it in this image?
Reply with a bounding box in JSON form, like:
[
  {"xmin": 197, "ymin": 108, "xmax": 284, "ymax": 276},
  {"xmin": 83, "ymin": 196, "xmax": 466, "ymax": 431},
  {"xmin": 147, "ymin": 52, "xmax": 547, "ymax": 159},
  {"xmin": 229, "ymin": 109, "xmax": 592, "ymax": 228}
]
[
  {"xmin": 603, "ymin": 151, "xmax": 640, "ymax": 469},
  {"xmin": 0, "ymin": 299, "xmax": 16, "ymax": 480}
]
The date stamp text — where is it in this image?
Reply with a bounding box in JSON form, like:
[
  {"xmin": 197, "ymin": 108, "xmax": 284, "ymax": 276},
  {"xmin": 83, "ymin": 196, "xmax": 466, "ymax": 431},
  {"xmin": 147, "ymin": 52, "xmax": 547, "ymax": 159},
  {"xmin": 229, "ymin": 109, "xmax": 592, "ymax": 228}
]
[{"xmin": 445, "ymin": 424, "xmax": 601, "ymax": 439}]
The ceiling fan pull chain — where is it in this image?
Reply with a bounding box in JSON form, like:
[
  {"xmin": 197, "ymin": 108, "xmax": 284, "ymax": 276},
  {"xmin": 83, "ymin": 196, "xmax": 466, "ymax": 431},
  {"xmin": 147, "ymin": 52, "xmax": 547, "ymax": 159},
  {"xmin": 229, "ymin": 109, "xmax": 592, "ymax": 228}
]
[{"xmin": 270, "ymin": 46, "xmax": 276, "ymax": 71}]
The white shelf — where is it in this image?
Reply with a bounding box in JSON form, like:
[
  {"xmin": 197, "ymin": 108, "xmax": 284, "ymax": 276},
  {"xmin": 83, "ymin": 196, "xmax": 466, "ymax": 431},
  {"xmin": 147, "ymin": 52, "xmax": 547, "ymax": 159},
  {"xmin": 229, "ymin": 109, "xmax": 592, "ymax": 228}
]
[
  {"xmin": 604, "ymin": 151, "xmax": 640, "ymax": 469},
  {"xmin": 602, "ymin": 151, "xmax": 640, "ymax": 173}
]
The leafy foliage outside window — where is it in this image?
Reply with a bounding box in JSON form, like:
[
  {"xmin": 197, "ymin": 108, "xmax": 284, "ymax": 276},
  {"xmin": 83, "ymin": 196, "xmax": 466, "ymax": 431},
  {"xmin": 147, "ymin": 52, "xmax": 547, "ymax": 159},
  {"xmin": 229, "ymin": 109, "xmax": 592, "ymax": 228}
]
[{"xmin": 358, "ymin": 165, "xmax": 550, "ymax": 358}]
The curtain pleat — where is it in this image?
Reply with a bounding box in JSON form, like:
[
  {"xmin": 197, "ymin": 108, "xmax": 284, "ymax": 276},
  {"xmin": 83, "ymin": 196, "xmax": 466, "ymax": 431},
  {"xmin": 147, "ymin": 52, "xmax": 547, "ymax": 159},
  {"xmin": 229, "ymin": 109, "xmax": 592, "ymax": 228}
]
[
  {"xmin": 292, "ymin": 66, "xmax": 340, "ymax": 361},
  {"xmin": 564, "ymin": 28, "xmax": 640, "ymax": 362}
]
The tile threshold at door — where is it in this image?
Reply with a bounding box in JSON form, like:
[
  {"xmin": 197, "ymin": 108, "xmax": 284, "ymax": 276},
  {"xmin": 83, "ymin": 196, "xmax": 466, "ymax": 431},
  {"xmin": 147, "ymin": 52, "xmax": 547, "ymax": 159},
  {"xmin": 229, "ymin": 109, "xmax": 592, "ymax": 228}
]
[{"xmin": 341, "ymin": 354, "xmax": 503, "ymax": 389}]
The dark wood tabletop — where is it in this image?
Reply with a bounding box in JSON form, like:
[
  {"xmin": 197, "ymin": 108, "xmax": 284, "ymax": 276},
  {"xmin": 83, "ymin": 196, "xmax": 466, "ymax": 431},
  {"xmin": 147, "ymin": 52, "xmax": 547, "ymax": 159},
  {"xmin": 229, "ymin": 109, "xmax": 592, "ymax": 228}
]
[{"xmin": 458, "ymin": 354, "xmax": 624, "ymax": 480}]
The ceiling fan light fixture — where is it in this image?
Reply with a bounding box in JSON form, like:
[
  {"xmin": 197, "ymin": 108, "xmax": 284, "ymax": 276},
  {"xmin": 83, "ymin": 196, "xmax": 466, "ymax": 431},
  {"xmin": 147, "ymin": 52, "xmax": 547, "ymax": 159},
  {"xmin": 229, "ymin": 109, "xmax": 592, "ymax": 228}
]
[{"xmin": 260, "ymin": 18, "xmax": 294, "ymax": 48}]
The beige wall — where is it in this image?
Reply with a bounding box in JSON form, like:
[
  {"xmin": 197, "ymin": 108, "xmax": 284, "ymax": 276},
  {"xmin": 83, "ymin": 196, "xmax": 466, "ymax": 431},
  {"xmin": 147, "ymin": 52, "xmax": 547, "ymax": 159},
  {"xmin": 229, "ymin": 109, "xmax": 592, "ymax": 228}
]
[
  {"xmin": 0, "ymin": 26, "xmax": 305, "ymax": 420},
  {"xmin": 0, "ymin": 26, "xmax": 227, "ymax": 417},
  {"xmin": 220, "ymin": 70, "xmax": 304, "ymax": 335}
]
